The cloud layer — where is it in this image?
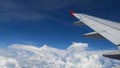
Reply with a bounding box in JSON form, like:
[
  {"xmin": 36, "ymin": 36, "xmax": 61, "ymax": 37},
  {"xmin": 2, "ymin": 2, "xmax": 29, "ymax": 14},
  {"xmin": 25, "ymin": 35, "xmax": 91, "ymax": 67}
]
[{"xmin": 0, "ymin": 42, "xmax": 119, "ymax": 68}]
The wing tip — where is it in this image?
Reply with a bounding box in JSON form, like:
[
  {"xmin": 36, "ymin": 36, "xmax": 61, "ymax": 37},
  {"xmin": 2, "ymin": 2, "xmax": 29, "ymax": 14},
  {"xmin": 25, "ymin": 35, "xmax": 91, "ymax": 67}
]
[{"xmin": 70, "ymin": 10, "xmax": 75, "ymax": 16}]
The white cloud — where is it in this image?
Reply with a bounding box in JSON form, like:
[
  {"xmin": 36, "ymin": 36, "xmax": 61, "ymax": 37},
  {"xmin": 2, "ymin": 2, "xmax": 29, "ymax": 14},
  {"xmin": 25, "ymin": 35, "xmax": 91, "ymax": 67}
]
[
  {"xmin": 0, "ymin": 56, "xmax": 21, "ymax": 68},
  {"xmin": 0, "ymin": 42, "xmax": 119, "ymax": 68}
]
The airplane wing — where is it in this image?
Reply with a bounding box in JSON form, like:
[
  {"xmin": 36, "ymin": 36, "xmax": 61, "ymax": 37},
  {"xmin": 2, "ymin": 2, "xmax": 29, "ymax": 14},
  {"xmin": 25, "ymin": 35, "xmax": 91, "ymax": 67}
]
[
  {"xmin": 72, "ymin": 12, "xmax": 120, "ymax": 47},
  {"xmin": 71, "ymin": 12, "xmax": 120, "ymax": 60}
]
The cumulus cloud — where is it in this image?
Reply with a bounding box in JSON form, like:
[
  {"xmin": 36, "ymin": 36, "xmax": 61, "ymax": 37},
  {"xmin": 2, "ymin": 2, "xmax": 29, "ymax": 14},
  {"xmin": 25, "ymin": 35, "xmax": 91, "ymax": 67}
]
[
  {"xmin": 0, "ymin": 56, "xmax": 21, "ymax": 68},
  {"xmin": 0, "ymin": 42, "xmax": 120, "ymax": 68}
]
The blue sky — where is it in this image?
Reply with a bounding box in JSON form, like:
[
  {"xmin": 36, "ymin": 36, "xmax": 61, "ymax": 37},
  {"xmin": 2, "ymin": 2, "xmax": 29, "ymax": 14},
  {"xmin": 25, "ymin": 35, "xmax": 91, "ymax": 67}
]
[{"xmin": 0, "ymin": 0, "xmax": 120, "ymax": 50}]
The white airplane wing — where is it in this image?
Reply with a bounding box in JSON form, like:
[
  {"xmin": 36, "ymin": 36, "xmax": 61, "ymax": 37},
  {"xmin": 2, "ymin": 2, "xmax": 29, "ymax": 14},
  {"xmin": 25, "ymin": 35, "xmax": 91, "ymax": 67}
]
[
  {"xmin": 72, "ymin": 12, "xmax": 120, "ymax": 47},
  {"xmin": 71, "ymin": 11, "xmax": 120, "ymax": 60}
]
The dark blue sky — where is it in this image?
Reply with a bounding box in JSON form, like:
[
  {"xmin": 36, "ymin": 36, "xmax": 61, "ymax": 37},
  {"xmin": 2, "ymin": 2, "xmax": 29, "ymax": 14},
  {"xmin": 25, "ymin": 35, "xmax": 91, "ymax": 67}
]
[{"xmin": 0, "ymin": 0, "xmax": 120, "ymax": 50}]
